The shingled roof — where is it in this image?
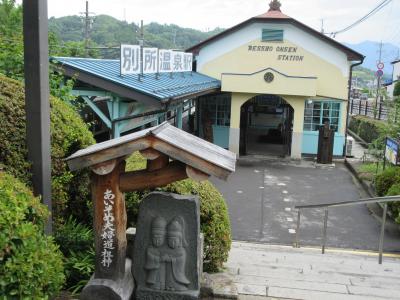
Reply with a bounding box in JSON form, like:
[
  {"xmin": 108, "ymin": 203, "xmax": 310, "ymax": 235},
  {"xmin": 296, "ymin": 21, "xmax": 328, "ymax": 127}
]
[{"xmin": 66, "ymin": 122, "xmax": 236, "ymax": 180}]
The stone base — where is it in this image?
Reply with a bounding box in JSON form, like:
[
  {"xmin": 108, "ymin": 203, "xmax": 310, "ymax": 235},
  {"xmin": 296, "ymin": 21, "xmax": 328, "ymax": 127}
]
[
  {"xmin": 136, "ymin": 288, "xmax": 200, "ymax": 300},
  {"xmin": 201, "ymin": 273, "xmax": 238, "ymax": 299},
  {"xmin": 80, "ymin": 258, "xmax": 134, "ymax": 300}
]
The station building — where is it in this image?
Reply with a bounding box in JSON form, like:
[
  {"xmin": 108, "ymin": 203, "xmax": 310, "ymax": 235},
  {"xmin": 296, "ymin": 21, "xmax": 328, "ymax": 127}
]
[
  {"xmin": 188, "ymin": 0, "xmax": 364, "ymax": 158},
  {"xmin": 54, "ymin": 0, "xmax": 364, "ymax": 159}
]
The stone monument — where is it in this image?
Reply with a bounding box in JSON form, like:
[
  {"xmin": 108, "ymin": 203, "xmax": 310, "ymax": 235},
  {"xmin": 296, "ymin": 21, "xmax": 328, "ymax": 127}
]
[{"xmin": 133, "ymin": 192, "xmax": 202, "ymax": 300}]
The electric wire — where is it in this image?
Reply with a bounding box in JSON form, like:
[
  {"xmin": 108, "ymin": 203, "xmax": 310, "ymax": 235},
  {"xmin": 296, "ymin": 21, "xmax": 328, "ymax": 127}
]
[{"xmin": 328, "ymin": 0, "xmax": 393, "ymax": 37}]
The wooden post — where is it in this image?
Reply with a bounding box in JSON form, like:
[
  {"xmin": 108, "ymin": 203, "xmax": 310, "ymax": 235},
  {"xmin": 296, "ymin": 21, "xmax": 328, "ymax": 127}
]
[
  {"xmin": 92, "ymin": 161, "xmax": 127, "ymax": 280},
  {"xmin": 82, "ymin": 160, "xmax": 134, "ymax": 300},
  {"xmin": 23, "ymin": 0, "xmax": 52, "ymax": 234},
  {"xmin": 350, "ymin": 100, "xmax": 354, "ymax": 115},
  {"xmin": 365, "ymin": 101, "xmax": 368, "ymax": 116}
]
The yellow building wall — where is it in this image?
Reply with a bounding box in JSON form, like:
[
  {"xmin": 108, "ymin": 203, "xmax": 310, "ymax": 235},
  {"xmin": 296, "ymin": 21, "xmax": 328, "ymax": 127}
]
[{"xmin": 200, "ymin": 39, "xmax": 349, "ymax": 100}]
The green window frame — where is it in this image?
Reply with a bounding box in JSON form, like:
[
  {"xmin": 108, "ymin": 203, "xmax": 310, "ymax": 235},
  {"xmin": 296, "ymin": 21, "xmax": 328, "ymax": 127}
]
[
  {"xmin": 303, "ymin": 100, "xmax": 341, "ymax": 132},
  {"xmin": 262, "ymin": 29, "xmax": 284, "ymax": 42}
]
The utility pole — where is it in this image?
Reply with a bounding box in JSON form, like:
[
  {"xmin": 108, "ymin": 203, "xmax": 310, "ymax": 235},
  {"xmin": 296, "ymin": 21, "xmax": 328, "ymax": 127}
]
[
  {"xmin": 374, "ymin": 41, "xmax": 383, "ymax": 119},
  {"xmin": 139, "ymin": 20, "xmax": 144, "ymax": 77},
  {"xmin": 320, "ymin": 19, "xmax": 324, "ymax": 34},
  {"xmin": 23, "ymin": 0, "xmax": 52, "ymax": 234},
  {"xmin": 81, "ymin": 1, "xmax": 94, "ymax": 56}
]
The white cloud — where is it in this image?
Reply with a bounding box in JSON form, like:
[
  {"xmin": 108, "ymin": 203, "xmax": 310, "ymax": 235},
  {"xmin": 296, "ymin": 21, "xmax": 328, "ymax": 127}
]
[{"xmin": 39, "ymin": 0, "xmax": 399, "ymax": 45}]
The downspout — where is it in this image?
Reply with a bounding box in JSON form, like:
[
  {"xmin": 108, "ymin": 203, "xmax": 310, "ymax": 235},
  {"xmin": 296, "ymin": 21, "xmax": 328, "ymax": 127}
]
[{"xmin": 343, "ymin": 56, "xmax": 365, "ymax": 157}]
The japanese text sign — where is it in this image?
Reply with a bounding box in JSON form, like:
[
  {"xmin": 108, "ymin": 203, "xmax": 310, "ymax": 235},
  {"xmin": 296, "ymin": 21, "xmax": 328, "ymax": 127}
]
[{"xmin": 121, "ymin": 44, "xmax": 192, "ymax": 75}]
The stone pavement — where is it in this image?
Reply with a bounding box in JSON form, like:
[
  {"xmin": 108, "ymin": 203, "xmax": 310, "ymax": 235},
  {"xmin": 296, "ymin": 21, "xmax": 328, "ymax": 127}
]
[
  {"xmin": 211, "ymin": 158, "xmax": 400, "ymax": 251},
  {"xmin": 225, "ymin": 241, "xmax": 400, "ymax": 300}
]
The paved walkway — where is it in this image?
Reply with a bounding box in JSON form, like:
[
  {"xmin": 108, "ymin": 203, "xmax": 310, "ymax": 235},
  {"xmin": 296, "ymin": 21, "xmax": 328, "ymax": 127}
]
[
  {"xmin": 226, "ymin": 241, "xmax": 400, "ymax": 300},
  {"xmin": 211, "ymin": 159, "xmax": 400, "ymax": 251}
]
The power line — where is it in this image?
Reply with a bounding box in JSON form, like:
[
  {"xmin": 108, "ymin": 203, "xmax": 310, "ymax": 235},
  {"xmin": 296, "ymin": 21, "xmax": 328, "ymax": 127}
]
[{"xmin": 328, "ymin": 0, "xmax": 392, "ymax": 37}]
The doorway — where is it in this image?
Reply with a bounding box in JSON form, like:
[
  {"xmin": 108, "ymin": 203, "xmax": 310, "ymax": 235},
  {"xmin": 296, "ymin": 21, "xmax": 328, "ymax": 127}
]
[{"xmin": 239, "ymin": 95, "xmax": 293, "ymax": 156}]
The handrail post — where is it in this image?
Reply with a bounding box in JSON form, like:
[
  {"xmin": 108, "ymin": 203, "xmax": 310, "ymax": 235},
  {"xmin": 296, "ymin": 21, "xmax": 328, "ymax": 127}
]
[
  {"xmin": 322, "ymin": 208, "xmax": 329, "ymax": 254},
  {"xmin": 295, "ymin": 209, "xmax": 301, "ymax": 248},
  {"xmin": 378, "ymin": 203, "xmax": 388, "ymax": 264}
]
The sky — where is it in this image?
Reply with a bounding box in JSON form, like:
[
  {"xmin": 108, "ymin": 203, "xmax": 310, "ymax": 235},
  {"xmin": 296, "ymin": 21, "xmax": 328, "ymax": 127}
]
[{"xmin": 36, "ymin": 0, "xmax": 400, "ymax": 46}]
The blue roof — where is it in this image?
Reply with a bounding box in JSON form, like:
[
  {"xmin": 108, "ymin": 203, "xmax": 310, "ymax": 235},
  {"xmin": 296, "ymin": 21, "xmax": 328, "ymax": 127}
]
[{"xmin": 51, "ymin": 57, "xmax": 221, "ymax": 101}]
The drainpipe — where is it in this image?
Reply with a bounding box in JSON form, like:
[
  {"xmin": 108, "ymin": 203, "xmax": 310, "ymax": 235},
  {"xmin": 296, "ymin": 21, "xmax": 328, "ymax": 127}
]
[{"xmin": 343, "ymin": 57, "xmax": 365, "ymax": 157}]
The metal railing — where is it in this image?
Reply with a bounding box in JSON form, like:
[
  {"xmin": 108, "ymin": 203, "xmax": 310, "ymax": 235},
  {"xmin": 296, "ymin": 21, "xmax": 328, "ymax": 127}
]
[
  {"xmin": 294, "ymin": 195, "xmax": 400, "ymax": 264},
  {"xmin": 349, "ymin": 99, "xmax": 398, "ymax": 121}
]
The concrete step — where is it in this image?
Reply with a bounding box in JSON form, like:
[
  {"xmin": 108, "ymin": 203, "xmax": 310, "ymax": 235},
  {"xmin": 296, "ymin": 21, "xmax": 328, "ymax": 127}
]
[{"xmin": 225, "ymin": 241, "xmax": 400, "ymax": 300}]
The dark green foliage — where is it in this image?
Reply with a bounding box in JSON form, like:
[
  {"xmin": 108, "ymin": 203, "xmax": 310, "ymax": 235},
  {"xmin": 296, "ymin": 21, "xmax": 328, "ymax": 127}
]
[
  {"xmin": 0, "ymin": 172, "xmax": 65, "ymax": 298},
  {"xmin": 49, "ymin": 15, "xmax": 225, "ymax": 57},
  {"xmin": 0, "ymin": 0, "xmax": 23, "ymax": 79},
  {"xmin": 386, "ymin": 183, "xmax": 400, "ymax": 223},
  {"xmin": 54, "ymin": 217, "xmax": 95, "ymax": 294},
  {"xmin": 348, "ymin": 115, "xmax": 386, "ymax": 145},
  {"xmin": 375, "ymin": 167, "xmax": 400, "ymax": 196},
  {"xmin": 0, "ymin": 74, "xmax": 95, "ymax": 227},
  {"xmin": 393, "ymin": 81, "xmax": 400, "ymax": 98},
  {"xmin": 125, "ymin": 152, "xmax": 232, "ymax": 273}
]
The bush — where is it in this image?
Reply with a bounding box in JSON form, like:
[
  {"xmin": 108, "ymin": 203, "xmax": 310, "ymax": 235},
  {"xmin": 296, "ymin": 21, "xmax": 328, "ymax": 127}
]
[
  {"xmin": 0, "ymin": 74, "xmax": 95, "ymax": 227},
  {"xmin": 386, "ymin": 183, "xmax": 400, "ymax": 223},
  {"xmin": 375, "ymin": 167, "xmax": 400, "ymax": 196},
  {"xmin": 348, "ymin": 115, "xmax": 386, "ymax": 145},
  {"xmin": 125, "ymin": 152, "xmax": 232, "ymax": 273},
  {"xmin": 0, "ymin": 172, "xmax": 65, "ymax": 298},
  {"xmin": 54, "ymin": 217, "xmax": 95, "ymax": 295}
]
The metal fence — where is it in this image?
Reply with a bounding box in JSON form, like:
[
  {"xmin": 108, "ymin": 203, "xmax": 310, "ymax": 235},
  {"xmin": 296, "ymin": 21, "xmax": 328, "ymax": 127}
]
[{"xmin": 349, "ymin": 99, "xmax": 392, "ymax": 120}]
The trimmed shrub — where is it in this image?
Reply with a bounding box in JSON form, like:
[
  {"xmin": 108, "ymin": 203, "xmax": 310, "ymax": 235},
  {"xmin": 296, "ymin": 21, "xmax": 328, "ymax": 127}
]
[
  {"xmin": 386, "ymin": 183, "xmax": 400, "ymax": 224},
  {"xmin": 375, "ymin": 167, "xmax": 400, "ymax": 196},
  {"xmin": 125, "ymin": 152, "xmax": 232, "ymax": 273},
  {"xmin": 0, "ymin": 74, "xmax": 95, "ymax": 226},
  {"xmin": 0, "ymin": 172, "xmax": 65, "ymax": 298},
  {"xmin": 348, "ymin": 115, "xmax": 386, "ymax": 145}
]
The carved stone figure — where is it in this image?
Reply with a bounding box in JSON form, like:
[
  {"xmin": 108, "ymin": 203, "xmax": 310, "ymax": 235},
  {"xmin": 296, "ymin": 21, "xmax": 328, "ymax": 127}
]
[
  {"xmin": 144, "ymin": 217, "xmax": 167, "ymax": 290},
  {"xmin": 133, "ymin": 192, "xmax": 202, "ymax": 300},
  {"xmin": 164, "ymin": 217, "xmax": 190, "ymax": 291}
]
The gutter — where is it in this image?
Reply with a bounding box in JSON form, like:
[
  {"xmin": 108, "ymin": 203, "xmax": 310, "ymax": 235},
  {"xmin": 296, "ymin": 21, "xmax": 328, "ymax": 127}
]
[{"xmin": 343, "ymin": 56, "xmax": 365, "ymax": 157}]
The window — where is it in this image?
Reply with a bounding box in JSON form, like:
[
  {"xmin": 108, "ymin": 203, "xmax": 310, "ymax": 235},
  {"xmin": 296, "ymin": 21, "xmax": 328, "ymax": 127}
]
[
  {"xmin": 262, "ymin": 29, "xmax": 284, "ymax": 42},
  {"xmin": 303, "ymin": 101, "xmax": 340, "ymax": 132},
  {"xmin": 200, "ymin": 94, "xmax": 231, "ymax": 126}
]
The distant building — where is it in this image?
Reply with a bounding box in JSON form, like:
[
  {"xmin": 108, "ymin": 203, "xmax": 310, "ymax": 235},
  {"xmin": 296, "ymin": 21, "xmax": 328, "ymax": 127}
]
[
  {"xmin": 187, "ymin": 0, "xmax": 364, "ymax": 158},
  {"xmin": 387, "ymin": 59, "xmax": 400, "ymax": 98}
]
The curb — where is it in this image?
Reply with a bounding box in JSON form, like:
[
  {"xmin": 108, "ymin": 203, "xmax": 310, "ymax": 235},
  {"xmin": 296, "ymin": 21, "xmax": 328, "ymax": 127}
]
[{"xmin": 344, "ymin": 159, "xmax": 375, "ymax": 197}]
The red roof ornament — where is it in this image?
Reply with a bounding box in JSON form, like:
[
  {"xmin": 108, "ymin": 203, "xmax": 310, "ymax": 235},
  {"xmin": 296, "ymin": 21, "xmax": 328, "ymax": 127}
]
[{"xmin": 269, "ymin": 0, "xmax": 282, "ymax": 11}]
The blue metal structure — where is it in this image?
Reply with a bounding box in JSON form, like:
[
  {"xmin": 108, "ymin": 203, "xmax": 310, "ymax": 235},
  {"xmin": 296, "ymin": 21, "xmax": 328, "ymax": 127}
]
[{"xmin": 51, "ymin": 57, "xmax": 221, "ymax": 138}]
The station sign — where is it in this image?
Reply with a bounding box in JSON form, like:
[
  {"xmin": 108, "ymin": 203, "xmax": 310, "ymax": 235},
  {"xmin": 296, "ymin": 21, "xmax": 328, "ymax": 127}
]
[
  {"xmin": 120, "ymin": 44, "xmax": 193, "ymax": 75},
  {"xmin": 385, "ymin": 137, "xmax": 400, "ymax": 166}
]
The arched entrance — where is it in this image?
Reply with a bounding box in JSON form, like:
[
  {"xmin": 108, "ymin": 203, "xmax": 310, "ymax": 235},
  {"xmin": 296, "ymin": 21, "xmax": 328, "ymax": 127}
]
[{"xmin": 239, "ymin": 95, "xmax": 294, "ymax": 156}]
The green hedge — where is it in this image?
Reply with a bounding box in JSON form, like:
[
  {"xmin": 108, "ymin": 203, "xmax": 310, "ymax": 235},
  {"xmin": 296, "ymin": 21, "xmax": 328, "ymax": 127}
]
[
  {"xmin": 0, "ymin": 172, "xmax": 65, "ymax": 299},
  {"xmin": 348, "ymin": 115, "xmax": 386, "ymax": 145},
  {"xmin": 386, "ymin": 183, "xmax": 400, "ymax": 223},
  {"xmin": 125, "ymin": 152, "xmax": 232, "ymax": 273},
  {"xmin": 375, "ymin": 167, "xmax": 400, "ymax": 224},
  {"xmin": 0, "ymin": 74, "xmax": 95, "ymax": 227},
  {"xmin": 375, "ymin": 167, "xmax": 400, "ymax": 197}
]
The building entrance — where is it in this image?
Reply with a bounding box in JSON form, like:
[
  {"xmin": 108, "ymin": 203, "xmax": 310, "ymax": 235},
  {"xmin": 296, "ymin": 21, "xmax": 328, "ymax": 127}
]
[{"xmin": 239, "ymin": 95, "xmax": 293, "ymax": 156}]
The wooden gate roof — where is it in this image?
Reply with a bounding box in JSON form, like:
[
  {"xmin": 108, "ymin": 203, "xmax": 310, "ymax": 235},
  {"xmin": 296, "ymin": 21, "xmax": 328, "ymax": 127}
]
[{"xmin": 66, "ymin": 122, "xmax": 236, "ymax": 180}]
